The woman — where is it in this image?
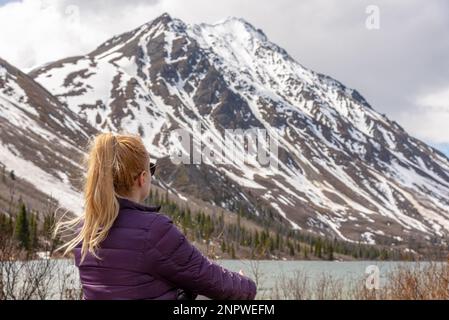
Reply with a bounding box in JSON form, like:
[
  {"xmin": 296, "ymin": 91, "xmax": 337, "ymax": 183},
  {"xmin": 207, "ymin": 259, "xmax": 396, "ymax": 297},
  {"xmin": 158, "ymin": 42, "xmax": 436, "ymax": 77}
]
[{"xmin": 56, "ymin": 133, "xmax": 257, "ymax": 300}]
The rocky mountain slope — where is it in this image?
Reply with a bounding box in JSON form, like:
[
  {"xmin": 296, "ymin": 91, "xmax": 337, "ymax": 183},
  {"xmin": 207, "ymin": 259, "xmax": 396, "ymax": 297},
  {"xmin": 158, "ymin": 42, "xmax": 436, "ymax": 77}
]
[
  {"xmin": 13, "ymin": 13, "xmax": 449, "ymax": 247},
  {"xmin": 0, "ymin": 57, "xmax": 97, "ymax": 213}
]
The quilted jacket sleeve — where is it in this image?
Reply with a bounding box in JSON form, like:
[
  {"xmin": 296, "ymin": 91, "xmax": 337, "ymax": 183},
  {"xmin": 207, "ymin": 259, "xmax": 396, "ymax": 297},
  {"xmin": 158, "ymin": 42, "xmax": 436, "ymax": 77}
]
[{"xmin": 144, "ymin": 214, "xmax": 257, "ymax": 300}]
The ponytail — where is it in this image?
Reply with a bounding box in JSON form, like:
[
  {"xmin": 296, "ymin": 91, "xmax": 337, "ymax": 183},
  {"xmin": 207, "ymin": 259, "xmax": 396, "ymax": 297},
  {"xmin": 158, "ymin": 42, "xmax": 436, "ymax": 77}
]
[{"xmin": 55, "ymin": 133, "xmax": 149, "ymax": 262}]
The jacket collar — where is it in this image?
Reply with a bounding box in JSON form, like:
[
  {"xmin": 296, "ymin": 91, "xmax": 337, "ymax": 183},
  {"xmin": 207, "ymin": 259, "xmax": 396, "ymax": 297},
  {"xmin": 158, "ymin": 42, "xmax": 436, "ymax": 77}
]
[{"xmin": 117, "ymin": 197, "xmax": 161, "ymax": 213}]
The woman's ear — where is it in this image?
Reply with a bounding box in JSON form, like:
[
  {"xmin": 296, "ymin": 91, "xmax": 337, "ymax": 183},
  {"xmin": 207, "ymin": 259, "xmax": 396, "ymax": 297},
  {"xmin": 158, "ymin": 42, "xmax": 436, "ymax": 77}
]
[{"xmin": 138, "ymin": 171, "xmax": 147, "ymax": 187}]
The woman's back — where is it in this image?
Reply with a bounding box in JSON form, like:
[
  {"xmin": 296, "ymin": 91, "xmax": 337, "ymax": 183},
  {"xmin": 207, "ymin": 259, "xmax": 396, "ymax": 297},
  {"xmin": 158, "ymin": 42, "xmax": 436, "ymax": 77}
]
[{"xmin": 74, "ymin": 197, "xmax": 257, "ymax": 300}]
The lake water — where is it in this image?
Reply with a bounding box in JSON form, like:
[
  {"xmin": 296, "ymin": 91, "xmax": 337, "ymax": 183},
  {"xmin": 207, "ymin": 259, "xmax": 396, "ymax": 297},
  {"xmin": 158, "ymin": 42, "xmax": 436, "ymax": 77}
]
[
  {"xmin": 218, "ymin": 260, "xmax": 424, "ymax": 298},
  {"xmin": 3, "ymin": 259, "xmax": 434, "ymax": 299}
]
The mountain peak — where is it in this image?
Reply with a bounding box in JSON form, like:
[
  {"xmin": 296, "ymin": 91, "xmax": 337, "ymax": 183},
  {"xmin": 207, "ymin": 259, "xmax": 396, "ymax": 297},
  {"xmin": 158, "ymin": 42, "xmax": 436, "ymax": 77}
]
[
  {"xmin": 142, "ymin": 12, "xmax": 188, "ymax": 35},
  {"xmin": 215, "ymin": 16, "xmax": 249, "ymax": 25},
  {"xmin": 151, "ymin": 12, "xmax": 174, "ymax": 25},
  {"xmin": 201, "ymin": 16, "xmax": 268, "ymax": 41}
]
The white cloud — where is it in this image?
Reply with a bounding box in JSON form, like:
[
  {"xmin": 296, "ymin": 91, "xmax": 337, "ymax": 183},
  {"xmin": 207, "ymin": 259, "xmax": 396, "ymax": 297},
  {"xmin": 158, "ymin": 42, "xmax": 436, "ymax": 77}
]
[
  {"xmin": 417, "ymin": 87, "xmax": 449, "ymax": 111},
  {"xmin": 0, "ymin": 0, "xmax": 163, "ymax": 69},
  {"xmin": 398, "ymin": 87, "xmax": 449, "ymax": 144}
]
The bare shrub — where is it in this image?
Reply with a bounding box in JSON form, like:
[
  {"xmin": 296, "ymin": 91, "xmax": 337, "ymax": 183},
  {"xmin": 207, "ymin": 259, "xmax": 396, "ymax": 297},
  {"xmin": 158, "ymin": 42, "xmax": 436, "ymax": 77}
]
[
  {"xmin": 313, "ymin": 273, "xmax": 344, "ymax": 300},
  {"xmin": 271, "ymin": 270, "xmax": 311, "ymax": 299},
  {"xmin": 381, "ymin": 262, "xmax": 449, "ymax": 300},
  {"xmin": 0, "ymin": 236, "xmax": 82, "ymax": 300},
  {"xmin": 270, "ymin": 262, "xmax": 449, "ymax": 300}
]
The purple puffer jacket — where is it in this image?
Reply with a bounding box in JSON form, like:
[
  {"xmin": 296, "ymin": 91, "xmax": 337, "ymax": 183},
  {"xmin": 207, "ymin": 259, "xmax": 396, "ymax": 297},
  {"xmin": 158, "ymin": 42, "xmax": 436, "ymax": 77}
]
[{"xmin": 73, "ymin": 198, "xmax": 257, "ymax": 300}]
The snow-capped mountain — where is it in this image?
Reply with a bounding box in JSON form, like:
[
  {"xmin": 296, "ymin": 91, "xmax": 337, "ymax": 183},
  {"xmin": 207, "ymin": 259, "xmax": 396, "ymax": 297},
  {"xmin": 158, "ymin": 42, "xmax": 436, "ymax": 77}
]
[
  {"xmin": 0, "ymin": 57, "xmax": 97, "ymax": 213},
  {"xmin": 29, "ymin": 13, "xmax": 449, "ymax": 246}
]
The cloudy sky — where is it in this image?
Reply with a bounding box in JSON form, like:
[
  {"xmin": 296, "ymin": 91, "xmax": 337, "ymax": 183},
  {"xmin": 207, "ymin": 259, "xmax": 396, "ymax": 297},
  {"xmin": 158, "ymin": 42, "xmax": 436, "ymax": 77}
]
[{"xmin": 0, "ymin": 0, "xmax": 448, "ymax": 155}]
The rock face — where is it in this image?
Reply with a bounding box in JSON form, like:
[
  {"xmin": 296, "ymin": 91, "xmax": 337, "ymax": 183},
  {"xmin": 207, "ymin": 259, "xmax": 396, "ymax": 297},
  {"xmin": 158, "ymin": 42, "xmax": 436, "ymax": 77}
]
[{"xmin": 15, "ymin": 13, "xmax": 449, "ymax": 247}]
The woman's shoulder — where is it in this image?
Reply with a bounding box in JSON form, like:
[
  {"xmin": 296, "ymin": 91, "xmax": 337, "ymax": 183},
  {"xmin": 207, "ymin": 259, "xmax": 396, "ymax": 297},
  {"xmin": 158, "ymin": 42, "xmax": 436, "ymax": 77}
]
[
  {"xmin": 115, "ymin": 197, "xmax": 165, "ymax": 230},
  {"xmin": 117, "ymin": 197, "xmax": 160, "ymax": 214},
  {"xmin": 116, "ymin": 209, "xmax": 161, "ymax": 227}
]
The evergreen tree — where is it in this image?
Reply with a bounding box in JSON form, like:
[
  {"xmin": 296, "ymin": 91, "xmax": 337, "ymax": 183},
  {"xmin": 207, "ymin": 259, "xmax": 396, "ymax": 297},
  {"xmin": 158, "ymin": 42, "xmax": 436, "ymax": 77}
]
[
  {"xmin": 275, "ymin": 233, "xmax": 280, "ymax": 250},
  {"xmin": 379, "ymin": 248, "xmax": 389, "ymax": 260},
  {"xmin": 314, "ymin": 239, "xmax": 323, "ymax": 258},
  {"xmin": 254, "ymin": 230, "xmax": 260, "ymax": 248},
  {"xmin": 221, "ymin": 239, "xmax": 226, "ymax": 253},
  {"xmin": 230, "ymin": 243, "xmax": 236, "ymax": 259},
  {"xmin": 304, "ymin": 245, "xmax": 309, "ymax": 259},
  {"xmin": 0, "ymin": 213, "xmax": 6, "ymax": 234},
  {"xmin": 327, "ymin": 244, "xmax": 334, "ymax": 261},
  {"xmin": 15, "ymin": 204, "xmax": 30, "ymax": 250},
  {"xmin": 269, "ymin": 236, "xmax": 275, "ymax": 253},
  {"xmin": 42, "ymin": 212, "xmax": 56, "ymax": 240},
  {"xmin": 288, "ymin": 241, "xmax": 295, "ymax": 256},
  {"xmin": 204, "ymin": 215, "xmax": 214, "ymax": 241},
  {"xmin": 29, "ymin": 212, "xmax": 39, "ymax": 250},
  {"xmin": 164, "ymin": 190, "xmax": 169, "ymax": 205}
]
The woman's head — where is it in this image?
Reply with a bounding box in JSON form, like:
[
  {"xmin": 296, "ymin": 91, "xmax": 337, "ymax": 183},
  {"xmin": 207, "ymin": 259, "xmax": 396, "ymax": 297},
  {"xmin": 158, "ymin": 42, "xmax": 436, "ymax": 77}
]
[
  {"xmin": 86, "ymin": 133, "xmax": 151, "ymax": 202},
  {"xmin": 56, "ymin": 132, "xmax": 152, "ymax": 261}
]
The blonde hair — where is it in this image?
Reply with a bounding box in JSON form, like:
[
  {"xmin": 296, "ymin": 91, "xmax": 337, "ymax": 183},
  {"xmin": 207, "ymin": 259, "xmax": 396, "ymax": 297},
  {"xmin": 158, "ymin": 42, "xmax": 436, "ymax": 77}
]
[{"xmin": 55, "ymin": 133, "xmax": 149, "ymax": 262}]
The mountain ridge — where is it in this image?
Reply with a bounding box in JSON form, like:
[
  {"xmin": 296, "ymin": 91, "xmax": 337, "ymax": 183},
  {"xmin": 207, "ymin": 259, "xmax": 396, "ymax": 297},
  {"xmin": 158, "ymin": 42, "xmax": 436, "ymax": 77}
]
[{"xmin": 2, "ymin": 13, "xmax": 448, "ymax": 249}]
